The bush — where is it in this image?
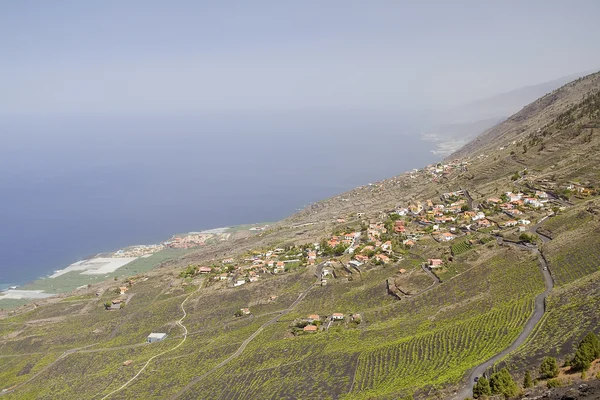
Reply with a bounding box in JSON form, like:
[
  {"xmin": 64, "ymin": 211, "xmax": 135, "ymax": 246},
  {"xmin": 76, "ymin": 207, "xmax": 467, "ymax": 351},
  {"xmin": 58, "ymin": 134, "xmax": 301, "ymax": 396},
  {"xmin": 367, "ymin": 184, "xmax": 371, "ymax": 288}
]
[
  {"xmin": 547, "ymin": 378, "xmax": 562, "ymax": 388},
  {"xmin": 179, "ymin": 265, "xmax": 197, "ymax": 278},
  {"xmin": 540, "ymin": 356, "xmax": 559, "ymax": 379},
  {"xmin": 523, "ymin": 370, "xmax": 533, "ymax": 388},
  {"xmin": 490, "ymin": 368, "xmax": 519, "ymax": 398},
  {"xmin": 473, "ymin": 376, "xmax": 491, "ymax": 398},
  {"xmin": 519, "ymin": 233, "xmax": 538, "ymax": 244}
]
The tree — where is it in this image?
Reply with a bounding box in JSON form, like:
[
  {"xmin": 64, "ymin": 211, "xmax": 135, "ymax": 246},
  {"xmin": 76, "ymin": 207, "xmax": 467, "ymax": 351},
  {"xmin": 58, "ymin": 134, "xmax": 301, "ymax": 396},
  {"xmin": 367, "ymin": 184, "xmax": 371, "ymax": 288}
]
[
  {"xmin": 333, "ymin": 244, "xmax": 348, "ymax": 256},
  {"xmin": 572, "ymin": 332, "xmax": 600, "ymax": 371},
  {"xmin": 523, "ymin": 370, "xmax": 533, "ymax": 388},
  {"xmin": 539, "ymin": 356, "xmax": 559, "ymax": 379},
  {"xmin": 461, "ymin": 204, "xmax": 470, "ymax": 212},
  {"xmin": 519, "ymin": 233, "xmax": 537, "ymax": 244},
  {"xmin": 490, "ymin": 368, "xmax": 519, "ymax": 398},
  {"xmin": 473, "ymin": 376, "xmax": 491, "ymax": 398}
]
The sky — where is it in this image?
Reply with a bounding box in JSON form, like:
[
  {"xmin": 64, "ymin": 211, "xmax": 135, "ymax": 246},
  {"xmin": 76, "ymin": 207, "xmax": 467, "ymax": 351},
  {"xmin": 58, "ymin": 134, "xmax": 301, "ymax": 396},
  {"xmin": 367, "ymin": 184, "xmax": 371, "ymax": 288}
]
[{"xmin": 2, "ymin": 1, "xmax": 600, "ymax": 116}]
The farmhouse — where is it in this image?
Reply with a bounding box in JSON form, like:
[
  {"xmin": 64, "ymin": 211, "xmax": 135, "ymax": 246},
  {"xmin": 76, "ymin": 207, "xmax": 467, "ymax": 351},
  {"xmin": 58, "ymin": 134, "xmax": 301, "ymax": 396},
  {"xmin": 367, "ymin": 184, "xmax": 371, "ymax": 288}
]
[
  {"xmin": 307, "ymin": 314, "xmax": 320, "ymax": 322},
  {"xmin": 428, "ymin": 259, "xmax": 444, "ymax": 268},
  {"xmin": 147, "ymin": 333, "xmax": 167, "ymax": 343},
  {"xmin": 332, "ymin": 313, "xmax": 344, "ymax": 320},
  {"xmin": 198, "ymin": 266, "xmax": 212, "ymax": 273},
  {"xmin": 303, "ymin": 325, "xmax": 318, "ymax": 332}
]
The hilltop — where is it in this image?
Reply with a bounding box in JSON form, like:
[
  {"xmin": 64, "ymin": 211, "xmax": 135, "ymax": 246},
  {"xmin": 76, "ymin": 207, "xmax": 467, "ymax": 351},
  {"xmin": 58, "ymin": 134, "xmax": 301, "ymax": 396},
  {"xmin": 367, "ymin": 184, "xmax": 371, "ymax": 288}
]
[{"xmin": 1, "ymin": 71, "xmax": 599, "ymax": 400}]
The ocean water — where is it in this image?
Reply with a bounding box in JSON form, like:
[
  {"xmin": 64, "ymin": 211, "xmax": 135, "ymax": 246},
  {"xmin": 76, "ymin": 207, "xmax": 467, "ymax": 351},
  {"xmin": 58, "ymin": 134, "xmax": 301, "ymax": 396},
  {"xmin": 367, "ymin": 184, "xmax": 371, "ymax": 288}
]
[{"xmin": 0, "ymin": 110, "xmax": 438, "ymax": 287}]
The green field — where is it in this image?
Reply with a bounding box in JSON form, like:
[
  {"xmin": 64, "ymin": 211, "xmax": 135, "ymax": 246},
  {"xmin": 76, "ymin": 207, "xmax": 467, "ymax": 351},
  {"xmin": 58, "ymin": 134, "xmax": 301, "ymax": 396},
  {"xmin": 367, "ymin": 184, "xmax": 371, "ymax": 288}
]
[
  {"xmin": 0, "ymin": 245, "xmax": 547, "ymax": 399},
  {"xmin": 0, "ymin": 248, "xmax": 195, "ymax": 310}
]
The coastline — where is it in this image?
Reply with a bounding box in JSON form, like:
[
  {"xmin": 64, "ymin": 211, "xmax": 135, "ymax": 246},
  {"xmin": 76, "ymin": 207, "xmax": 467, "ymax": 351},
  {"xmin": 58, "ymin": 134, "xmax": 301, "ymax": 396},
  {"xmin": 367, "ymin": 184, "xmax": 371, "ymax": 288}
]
[{"xmin": 0, "ymin": 223, "xmax": 270, "ymax": 307}]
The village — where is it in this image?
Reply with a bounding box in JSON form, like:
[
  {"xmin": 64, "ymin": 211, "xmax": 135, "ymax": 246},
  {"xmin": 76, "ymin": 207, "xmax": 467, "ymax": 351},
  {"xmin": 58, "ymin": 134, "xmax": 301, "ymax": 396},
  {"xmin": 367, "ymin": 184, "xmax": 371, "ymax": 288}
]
[{"xmin": 103, "ymin": 152, "xmax": 597, "ymax": 343}]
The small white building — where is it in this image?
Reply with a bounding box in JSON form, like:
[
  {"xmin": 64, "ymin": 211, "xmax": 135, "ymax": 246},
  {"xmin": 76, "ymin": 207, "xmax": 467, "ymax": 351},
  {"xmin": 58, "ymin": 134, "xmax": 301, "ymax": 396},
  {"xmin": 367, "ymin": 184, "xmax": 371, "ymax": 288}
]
[{"xmin": 147, "ymin": 333, "xmax": 167, "ymax": 343}]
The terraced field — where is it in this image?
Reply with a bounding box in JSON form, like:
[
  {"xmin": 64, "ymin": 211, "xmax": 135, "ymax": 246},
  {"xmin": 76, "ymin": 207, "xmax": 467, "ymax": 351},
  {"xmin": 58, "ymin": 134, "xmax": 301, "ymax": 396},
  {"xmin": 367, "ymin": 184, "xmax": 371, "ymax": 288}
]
[
  {"xmin": 500, "ymin": 271, "xmax": 600, "ymax": 372},
  {"xmin": 0, "ymin": 245, "xmax": 548, "ymax": 400},
  {"xmin": 544, "ymin": 226, "xmax": 600, "ymax": 286},
  {"xmin": 351, "ymin": 300, "xmax": 533, "ymax": 398},
  {"xmin": 450, "ymin": 240, "xmax": 472, "ymax": 256}
]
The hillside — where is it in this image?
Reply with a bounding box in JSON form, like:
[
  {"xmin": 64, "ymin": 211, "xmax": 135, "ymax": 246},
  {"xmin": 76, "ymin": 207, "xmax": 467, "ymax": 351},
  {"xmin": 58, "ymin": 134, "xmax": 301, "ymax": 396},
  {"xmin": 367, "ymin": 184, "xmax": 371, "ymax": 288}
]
[{"xmin": 1, "ymin": 71, "xmax": 600, "ymax": 400}]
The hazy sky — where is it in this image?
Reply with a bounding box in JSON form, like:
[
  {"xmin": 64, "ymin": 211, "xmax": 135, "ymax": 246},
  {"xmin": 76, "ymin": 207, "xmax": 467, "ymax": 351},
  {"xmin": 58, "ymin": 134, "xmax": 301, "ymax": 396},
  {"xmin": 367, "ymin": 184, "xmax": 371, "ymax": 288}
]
[{"xmin": 2, "ymin": 1, "xmax": 600, "ymax": 115}]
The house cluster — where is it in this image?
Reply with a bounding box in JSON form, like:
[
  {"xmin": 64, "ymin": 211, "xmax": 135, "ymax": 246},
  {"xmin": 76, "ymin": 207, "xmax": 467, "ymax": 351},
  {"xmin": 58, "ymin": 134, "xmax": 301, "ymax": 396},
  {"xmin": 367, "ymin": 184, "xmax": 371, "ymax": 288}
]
[
  {"xmin": 165, "ymin": 233, "xmax": 213, "ymax": 249},
  {"xmin": 195, "ymin": 244, "xmax": 323, "ymax": 289},
  {"xmin": 327, "ymin": 232, "xmax": 360, "ymax": 252},
  {"xmin": 296, "ymin": 312, "xmax": 361, "ymax": 333},
  {"xmin": 110, "ymin": 244, "xmax": 165, "ymax": 258},
  {"xmin": 104, "ymin": 285, "xmax": 129, "ymax": 310}
]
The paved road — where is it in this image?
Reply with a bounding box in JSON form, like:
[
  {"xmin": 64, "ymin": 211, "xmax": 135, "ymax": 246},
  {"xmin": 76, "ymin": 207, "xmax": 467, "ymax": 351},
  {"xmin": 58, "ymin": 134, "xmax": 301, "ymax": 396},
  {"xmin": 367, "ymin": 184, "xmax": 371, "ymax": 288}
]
[
  {"xmin": 170, "ymin": 280, "xmax": 318, "ymax": 399},
  {"xmin": 451, "ymin": 236, "xmax": 554, "ymax": 399}
]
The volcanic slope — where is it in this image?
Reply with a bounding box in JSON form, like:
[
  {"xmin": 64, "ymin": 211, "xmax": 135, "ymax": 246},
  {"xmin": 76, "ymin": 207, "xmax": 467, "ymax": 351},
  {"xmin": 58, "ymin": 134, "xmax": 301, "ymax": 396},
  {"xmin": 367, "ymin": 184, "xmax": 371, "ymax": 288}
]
[{"xmin": 1, "ymin": 71, "xmax": 600, "ymax": 399}]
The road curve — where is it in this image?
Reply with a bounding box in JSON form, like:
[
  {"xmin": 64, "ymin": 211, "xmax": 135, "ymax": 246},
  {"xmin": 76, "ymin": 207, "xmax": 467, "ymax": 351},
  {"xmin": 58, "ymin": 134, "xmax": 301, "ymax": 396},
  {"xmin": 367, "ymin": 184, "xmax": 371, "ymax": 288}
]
[
  {"xmin": 170, "ymin": 280, "xmax": 318, "ymax": 400},
  {"xmin": 451, "ymin": 242, "xmax": 553, "ymax": 399}
]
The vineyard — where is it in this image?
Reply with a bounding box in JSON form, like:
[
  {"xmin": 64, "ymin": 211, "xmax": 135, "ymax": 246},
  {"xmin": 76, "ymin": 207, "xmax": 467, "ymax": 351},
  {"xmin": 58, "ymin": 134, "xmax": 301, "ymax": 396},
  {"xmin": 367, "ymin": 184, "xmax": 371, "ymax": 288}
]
[
  {"xmin": 500, "ymin": 272, "xmax": 600, "ymax": 372},
  {"xmin": 545, "ymin": 228, "xmax": 600, "ymax": 286},
  {"xmin": 171, "ymin": 247, "xmax": 545, "ymax": 400},
  {"xmin": 350, "ymin": 300, "xmax": 534, "ymax": 398},
  {"xmin": 451, "ymin": 240, "xmax": 472, "ymax": 256}
]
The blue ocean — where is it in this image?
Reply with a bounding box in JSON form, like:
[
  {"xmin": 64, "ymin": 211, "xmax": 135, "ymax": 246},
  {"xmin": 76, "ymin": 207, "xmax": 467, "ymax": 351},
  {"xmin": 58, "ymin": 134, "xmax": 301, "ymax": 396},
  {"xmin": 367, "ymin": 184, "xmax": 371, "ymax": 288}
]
[{"xmin": 0, "ymin": 110, "xmax": 438, "ymax": 287}]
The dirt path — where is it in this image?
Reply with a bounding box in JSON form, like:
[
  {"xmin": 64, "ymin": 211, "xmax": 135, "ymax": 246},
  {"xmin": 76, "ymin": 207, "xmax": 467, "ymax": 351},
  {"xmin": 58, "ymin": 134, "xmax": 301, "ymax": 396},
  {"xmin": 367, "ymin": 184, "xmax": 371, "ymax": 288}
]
[
  {"xmin": 169, "ymin": 280, "xmax": 318, "ymax": 399},
  {"xmin": 451, "ymin": 236, "xmax": 554, "ymax": 399},
  {"xmin": 98, "ymin": 286, "xmax": 199, "ymax": 400},
  {"xmin": 0, "ymin": 342, "xmax": 99, "ymax": 396}
]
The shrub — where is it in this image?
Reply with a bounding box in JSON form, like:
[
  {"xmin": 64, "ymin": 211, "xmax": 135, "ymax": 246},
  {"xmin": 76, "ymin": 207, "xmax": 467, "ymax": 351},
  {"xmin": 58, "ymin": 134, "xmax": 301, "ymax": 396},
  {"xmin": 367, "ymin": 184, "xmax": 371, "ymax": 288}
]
[
  {"xmin": 523, "ymin": 370, "xmax": 533, "ymax": 388},
  {"xmin": 547, "ymin": 378, "xmax": 562, "ymax": 388},
  {"xmin": 490, "ymin": 368, "xmax": 519, "ymax": 398},
  {"xmin": 539, "ymin": 356, "xmax": 559, "ymax": 379},
  {"xmin": 473, "ymin": 376, "xmax": 491, "ymax": 398}
]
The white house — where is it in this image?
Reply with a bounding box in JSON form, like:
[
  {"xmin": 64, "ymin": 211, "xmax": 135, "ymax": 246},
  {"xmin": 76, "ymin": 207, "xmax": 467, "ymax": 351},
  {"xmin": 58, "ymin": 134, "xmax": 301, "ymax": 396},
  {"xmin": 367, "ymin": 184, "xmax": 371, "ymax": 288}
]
[{"xmin": 147, "ymin": 333, "xmax": 167, "ymax": 343}]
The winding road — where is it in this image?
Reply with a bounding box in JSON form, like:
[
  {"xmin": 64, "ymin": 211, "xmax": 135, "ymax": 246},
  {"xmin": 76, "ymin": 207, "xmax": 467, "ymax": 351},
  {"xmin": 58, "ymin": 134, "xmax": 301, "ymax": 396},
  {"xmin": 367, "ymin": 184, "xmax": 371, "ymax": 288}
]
[
  {"xmin": 451, "ymin": 221, "xmax": 554, "ymax": 400},
  {"xmin": 98, "ymin": 286, "xmax": 198, "ymax": 400},
  {"xmin": 169, "ymin": 279, "xmax": 318, "ymax": 399}
]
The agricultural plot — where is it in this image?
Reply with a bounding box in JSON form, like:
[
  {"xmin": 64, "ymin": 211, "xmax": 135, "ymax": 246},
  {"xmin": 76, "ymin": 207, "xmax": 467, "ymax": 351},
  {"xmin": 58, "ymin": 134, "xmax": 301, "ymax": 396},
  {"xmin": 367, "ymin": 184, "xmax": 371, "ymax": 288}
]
[
  {"xmin": 451, "ymin": 240, "xmax": 472, "ymax": 256},
  {"xmin": 350, "ymin": 300, "xmax": 534, "ymax": 399},
  {"xmin": 1, "ymin": 246, "xmax": 546, "ymax": 399},
  {"xmin": 501, "ymin": 272, "xmax": 600, "ymax": 371},
  {"xmin": 545, "ymin": 227, "xmax": 600, "ymax": 286}
]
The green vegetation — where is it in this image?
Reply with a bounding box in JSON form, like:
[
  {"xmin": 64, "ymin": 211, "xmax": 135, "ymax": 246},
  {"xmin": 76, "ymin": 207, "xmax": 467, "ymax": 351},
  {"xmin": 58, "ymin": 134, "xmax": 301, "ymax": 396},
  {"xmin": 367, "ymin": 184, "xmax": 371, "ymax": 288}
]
[
  {"xmin": 519, "ymin": 232, "xmax": 537, "ymax": 244},
  {"xmin": 571, "ymin": 331, "xmax": 600, "ymax": 371},
  {"xmin": 503, "ymin": 272, "xmax": 600, "ymax": 371},
  {"xmin": 450, "ymin": 240, "xmax": 472, "ymax": 256},
  {"xmin": 545, "ymin": 228, "xmax": 600, "ymax": 286},
  {"xmin": 539, "ymin": 356, "xmax": 559, "ymax": 379},
  {"xmin": 179, "ymin": 265, "xmax": 197, "ymax": 278},
  {"xmin": 523, "ymin": 370, "xmax": 533, "ymax": 388},
  {"xmin": 546, "ymin": 378, "xmax": 562, "ymax": 388},
  {"xmin": 489, "ymin": 368, "xmax": 519, "ymax": 398},
  {"xmin": 473, "ymin": 376, "xmax": 491, "ymax": 398}
]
